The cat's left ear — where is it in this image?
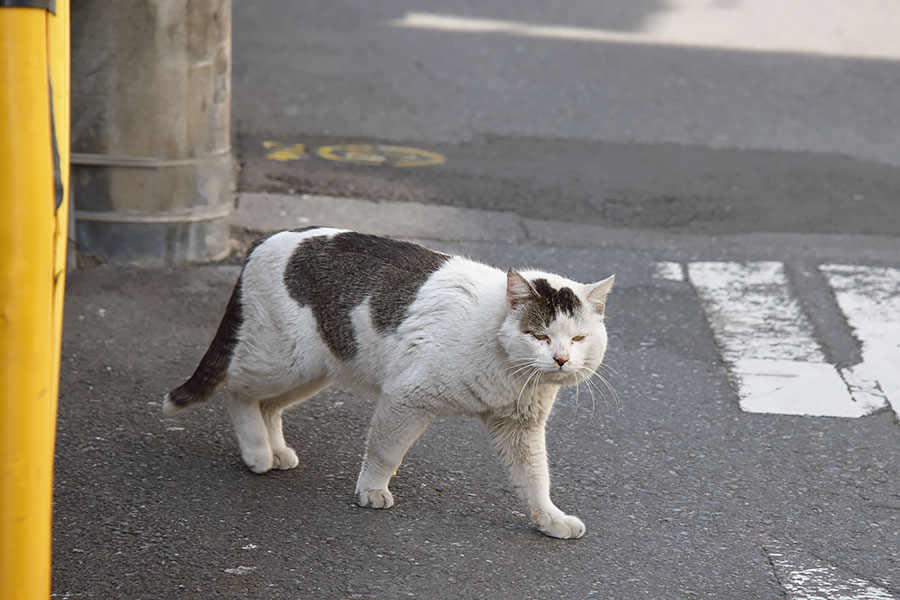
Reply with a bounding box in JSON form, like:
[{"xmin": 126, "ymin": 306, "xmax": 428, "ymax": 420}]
[
  {"xmin": 586, "ymin": 275, "xmax": 615, "ymax": 314},
  {"xmin": 506, "ymin": 268, "xmax": 536, "ymax": 309}
]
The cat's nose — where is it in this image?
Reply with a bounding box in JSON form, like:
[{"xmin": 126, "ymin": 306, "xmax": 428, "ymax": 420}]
[{"xmin": 554, "ymin": 355, "xmax": 568, "ymax": 367}]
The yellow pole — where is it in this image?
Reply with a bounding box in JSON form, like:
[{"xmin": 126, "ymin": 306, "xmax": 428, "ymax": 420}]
[
  {"xmin": 49, "ymin": 0, "xmax": 71, "ymax": 408},
  {"xmin": 0, "ymin": 2, "xmax": 69, "ymax": 598}
]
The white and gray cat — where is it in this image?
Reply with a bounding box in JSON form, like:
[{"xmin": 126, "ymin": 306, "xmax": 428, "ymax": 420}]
[{"xmin": 165, "ymin": 227, "xmax": 614, "ymax": 539}]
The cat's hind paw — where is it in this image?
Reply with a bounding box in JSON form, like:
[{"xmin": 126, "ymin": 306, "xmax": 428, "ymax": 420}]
[
  {"xmin": 272, "ymin": 446, "xmax": 299, "ymax": 470},
  {"xmin": 357, "ymin": 488, "xmax": 394, "ymax": 509},
  {"xmin": 538, "ymin": 514, "xmax": 586, "ymax": 540}
]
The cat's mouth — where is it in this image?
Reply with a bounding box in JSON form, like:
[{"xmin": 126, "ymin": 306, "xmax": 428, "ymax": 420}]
[{"xmin": 542, "ymin": 366, "xmax": 580, "ymax": 383}]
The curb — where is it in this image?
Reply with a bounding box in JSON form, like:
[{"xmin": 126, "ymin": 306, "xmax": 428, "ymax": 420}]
[{"xmin": 230, "ymin": 192, "xmax": 900, "ymax": 264}]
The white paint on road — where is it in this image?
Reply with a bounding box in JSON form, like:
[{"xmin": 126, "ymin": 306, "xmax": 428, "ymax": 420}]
[
  {"xmin": 653, "ymin": 261, "xmax": 685, "ymax": 282},
  {"xmin": 822, "ymin": 265, "xmax": 900, "ymax": 417},
  {"xmin": 767, "ymin": 546, "xmax": 896, "ymax": 600},
  {"xmin": 687, "ymin": 262, "xmax": 823, "ymax": 362},
  {"xmin": 686, "ymin": 261, "xmax": 886, "ymax": 418},
  {"xmin": 731, "ymin": 359, "xmax": 883, "ymax": 418},
  {"xmin": 840, "ymin": 362, "xmax": 890, "ymax": 416},
  {"xmin": 389, "ymin": 5, "xmax": 900, "ymax": 61}
]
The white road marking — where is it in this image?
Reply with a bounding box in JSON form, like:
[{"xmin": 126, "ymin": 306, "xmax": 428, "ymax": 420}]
[
  {"xmin": 685, "ymin": 262, "xmax": 885, "ymax": 418},
  {"xmin": 388, "ymin": 6, "xmax": 900, "ymax": 61},
  {"xmin": 766, "ymin": 545, "xmax": 896, "ymax": 600},
  {"xmin": 822, "ymin": 265, "xmax": 900, "ymax": 417},
  {"xmin": 841, "ymin": 363, "xmax": 890, "ymax": 416},
  {"xmin": 653, "ymin": 261, "xmax": 685, "ymax": 282},
  {"xmin": 687, "ymin": 262, "xmax": 824, "ymax": 363},
  {"xmin": 730, "ymin": 359, "xmax": 882, "ymax": 418}
]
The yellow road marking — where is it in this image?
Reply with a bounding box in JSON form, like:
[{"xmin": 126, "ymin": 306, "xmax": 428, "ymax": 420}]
[
  {"xmin": 318, "ymin": 144, "xmax": 445, "ymax": 167},
  {"xmin": 262, "ymin": 141, "xmax": 446, "ymax": 167},
  {"xmin": 263, "ymin": 141, "xmax": 307, "ymax": 162}
]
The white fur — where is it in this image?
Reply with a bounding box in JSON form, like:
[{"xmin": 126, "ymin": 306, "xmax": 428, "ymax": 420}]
[{"xmin": 191, "ymin": 230, "xmax": 613, "ymax": 539}]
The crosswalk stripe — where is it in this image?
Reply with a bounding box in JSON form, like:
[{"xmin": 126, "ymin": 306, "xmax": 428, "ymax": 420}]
[
  {"xmin": 653, "ymin": 261, "xmax": 685, "ymax": 282},
  {"xmin": 765, "ymin": 542, "xmax": 896, "ymax": 600},
  {"xmin": 687, "ymin": 262, "xmax": 824, "ymax": 363},
  {"xmin": 683, "ymin": 261, "xmax": 887, "ymax": 418},
  {"xmin": 821, "ymin": 265, "xmax": 900, "ymax": 417}
]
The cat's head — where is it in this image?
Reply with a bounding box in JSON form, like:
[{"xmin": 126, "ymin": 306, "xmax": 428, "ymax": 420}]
[{"xmin": 499, "ymin": 268, "xmax": 614, "ymax": 387}]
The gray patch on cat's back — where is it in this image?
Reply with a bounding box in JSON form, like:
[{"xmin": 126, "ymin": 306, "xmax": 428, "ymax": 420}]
[
  {"xmin": 284, "ymin": 231, "xmax": 450, "ymax": 360},
  {"xmin": 519, "ymin": 278, "xmax": 583, "ymax": 332}
]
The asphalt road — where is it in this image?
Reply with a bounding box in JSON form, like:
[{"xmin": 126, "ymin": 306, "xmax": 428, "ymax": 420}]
[
  {"xmin": 53, "ymin": 1, "xmax": 900, "ymax": 599},
  {"xmin": 53, "ymin": 230, "xmax": 900, "ymax": 599},
  {"xmin": 234, "ymin": 0, "xmax": 900, "ymax": 237}
]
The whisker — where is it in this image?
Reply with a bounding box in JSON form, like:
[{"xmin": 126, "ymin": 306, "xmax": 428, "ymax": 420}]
[
  {"xmin": 578, "ymin": 367, "xmax": 614, "ymax": 417},
  {"xmin": 574, "ymin": 367, "xmax": 596, "ymax": 420},
  {"xmin": 583, "ymin": 370, "xmax": 621, "ymax": 415},
  {"xmin": 570, "ymin": 367, "xmax": 593, "ymax": 416},
  {"xmin": 516, "ymin": 368, "xmax": 540, "ymax": 416},
  {"xmin": 504, "ymin": 364, "xmax": 536, "ymax": 378},
  {"xmin": 504, "ymin": 362, "xmax": 537, "ymax": 371},
  {"xmin": 506, "ymin": 356, "xmax": 534, "ymax": 364},
  {"xmin": 591, "ymin": 372, "xmax": 621, "ymax": 411},
  {"xmin": 505, "ymin": 364, "xmax": 538, "ymax": 391},
  {"xmin": 502, "ymin": 362, "xmax": 538, "ymax": 378},
  {"xmin": 502, "ymin": 359, "xmax": 538, "ymax": 373},
  {"xmin": 572, "ymin": 372, "xmax": 580, "ymax": 423},
  {"xmin": 595, "ymin": 362, "xmax": 624, "ymax": 380},
  {"xmin": 582, "ymin": 369, "xmax": 598, "ymax": 418}
]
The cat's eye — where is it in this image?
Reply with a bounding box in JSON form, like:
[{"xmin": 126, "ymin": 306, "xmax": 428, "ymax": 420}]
[
  {"xmin": 572, "ymin": 335, "xmax": 586, "ymax": 342},
  {"xmin": 530, "ymin": 332, "xmax": 549, "ymax": 341}
]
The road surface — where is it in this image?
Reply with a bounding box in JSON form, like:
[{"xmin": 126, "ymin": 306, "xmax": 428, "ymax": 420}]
[{"xmin": 53, "ymin": 2, "xmax": 900, "ymax": 598}]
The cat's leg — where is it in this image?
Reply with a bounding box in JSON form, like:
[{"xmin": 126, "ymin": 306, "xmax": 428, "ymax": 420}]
[
  {"xmin": 355, "ymin": 400, "xmax": 431, "ymax": 509},
  {"xmin": 260, "ymin": 405, "xmax": 297, "ymax": 470},
  {"xmin": 484, "ymin": 415, "xmax": 585, "ymax": 539},
  {"xmin": 260, "ymin": 379, "xmax": 331, "ymax": 470},
  {"xmin": 227, "ymin": 391, "xmax": 274, "ymax": 474}
]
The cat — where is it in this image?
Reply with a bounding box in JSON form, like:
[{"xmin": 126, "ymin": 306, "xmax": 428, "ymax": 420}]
[{"xmin": 164, "ymin": 227, "xmax": 614, "ymax": 539}]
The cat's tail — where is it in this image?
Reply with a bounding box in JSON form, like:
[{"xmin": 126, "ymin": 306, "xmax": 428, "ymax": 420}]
[{"xmin": 163, "ymin": 277, "xmax": 244, "ymax": 416}]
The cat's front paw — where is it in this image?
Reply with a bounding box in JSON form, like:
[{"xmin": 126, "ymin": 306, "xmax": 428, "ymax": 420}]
[
  {"xmin": 357, "ymin": 488, "xmax": 394, "ymax": 509},
  {"xmin": 272, "ymin": 446, "xmax": 299, "ymax": 470},
  {"xmin": 537, "ymin": 513, "xmax": 586, "ymax": 539},
  {"xmin": 241, "ymin": 448, "xmax": 274, "ymax": 474}
]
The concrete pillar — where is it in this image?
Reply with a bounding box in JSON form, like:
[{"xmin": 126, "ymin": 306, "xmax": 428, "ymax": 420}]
[{"xmin": 71, "ymin": 0, "xmax": 232, "ymax": 265}]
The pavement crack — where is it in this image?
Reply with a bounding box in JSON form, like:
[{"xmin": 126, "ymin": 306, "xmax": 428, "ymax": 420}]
[{"xmin": 759, "ymin": 539, "xmax": 791, "ymax": 599}]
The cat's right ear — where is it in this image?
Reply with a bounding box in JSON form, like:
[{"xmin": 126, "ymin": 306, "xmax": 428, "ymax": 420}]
[
  {"xmin": 506, "ymin": 268, "xmax": 535, "ymax": 309},
  {"xmin": 586, "ymin": 275, "xmax": 615, "ymax": 314}
]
